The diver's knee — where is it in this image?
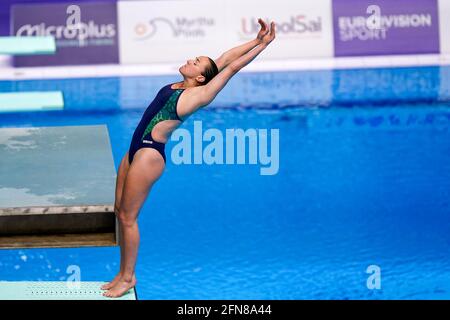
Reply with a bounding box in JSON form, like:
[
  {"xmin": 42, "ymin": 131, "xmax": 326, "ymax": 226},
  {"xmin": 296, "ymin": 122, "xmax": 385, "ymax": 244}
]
[{"xmin": 118, "ymin": 210, "xmax": 137, "ymax": 228}]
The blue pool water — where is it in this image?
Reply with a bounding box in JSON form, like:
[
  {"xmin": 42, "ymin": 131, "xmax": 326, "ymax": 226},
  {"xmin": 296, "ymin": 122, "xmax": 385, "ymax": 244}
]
[{"xmin": 1, "ymin": 66, "xmax": 450, "ymax": 299}]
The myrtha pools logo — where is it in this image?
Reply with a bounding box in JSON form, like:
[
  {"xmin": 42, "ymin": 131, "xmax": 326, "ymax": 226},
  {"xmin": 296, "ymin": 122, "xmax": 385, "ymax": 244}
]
[{"xmin": 134, "ymin": 17, "xmax": 215, "ymax": 40}]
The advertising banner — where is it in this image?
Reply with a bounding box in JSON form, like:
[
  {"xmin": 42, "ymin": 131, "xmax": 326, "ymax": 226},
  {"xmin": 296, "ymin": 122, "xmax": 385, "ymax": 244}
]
[
  {"xmin": 332, "ymin": 0, "xmax": 440, "ymax": 56},
  {"xmin": 119, "ymin": 0, "xmax": 334, "ymax": 64},
  {"xmin": 118, "ymin": 0, "xmax": 227, "ymax": 64},
  {"xmin": 12, "ymin": 2, "xmax": 119, "ymax": 66},
  {"xmin": 224, "ymin": 0, "xmax": 334, "ymax": 60}
]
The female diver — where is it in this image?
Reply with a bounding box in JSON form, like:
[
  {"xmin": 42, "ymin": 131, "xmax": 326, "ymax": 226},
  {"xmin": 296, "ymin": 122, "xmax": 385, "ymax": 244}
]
[{"xmin": 102, "ymin": 19, "xmax": 276, "ymax": 298}]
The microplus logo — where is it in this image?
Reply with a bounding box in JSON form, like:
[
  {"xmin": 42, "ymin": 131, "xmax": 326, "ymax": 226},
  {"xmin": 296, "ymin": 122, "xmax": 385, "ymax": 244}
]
[
  {"xmin": 241, "ymin": 16, "xmax": 322, "ymax": 38},
  {"xmin": 135, "ymin": 17, "xmax": 215, "ymax": 40},
  {"xmin": 15, "ymin": 4, "xmax": 116, "ymax": 47},
  {"xmin": 338, "ymin": 6, "xmax": 433, "ymax": 41},
  {"xmin": 170, "ymin": 121, "xmax": 279, "ymax": 176}
]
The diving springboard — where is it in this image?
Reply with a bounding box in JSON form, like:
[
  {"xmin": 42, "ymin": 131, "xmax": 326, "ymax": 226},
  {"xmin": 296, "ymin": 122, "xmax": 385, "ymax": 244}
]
[
  {"xmin": 0, "ymin": 125, "xmax": 118, "ymax": 249},
  {"xmin": 0, "ymin": 91, "xmax": 64, "ymax": 113},
  {"xmin": 0, "ymin": 282, "xmax": 137, "ymax": 300},
  {"xmin": 0, "ymin": 36, "xmax": 56, "ymax": 55}
]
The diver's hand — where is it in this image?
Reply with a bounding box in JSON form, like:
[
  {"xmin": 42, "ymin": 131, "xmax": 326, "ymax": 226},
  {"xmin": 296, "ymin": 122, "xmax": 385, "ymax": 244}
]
[
  {"xmin": 261, "ymin": 21, "xmax": 276, "ymax": 47},
  {"xmin": 256, "ymin": 18, "xmax": 269, "ymax": 43}
]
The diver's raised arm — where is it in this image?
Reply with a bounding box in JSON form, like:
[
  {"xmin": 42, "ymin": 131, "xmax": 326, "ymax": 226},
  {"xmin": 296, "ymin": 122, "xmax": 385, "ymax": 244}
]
[
  {"xmin": 214, "ymin": 18, "xmax": 270, "ymax": 72},
  {"xmin": 199, "ymin": 22, "xmax": 276, "ymax": 107}
]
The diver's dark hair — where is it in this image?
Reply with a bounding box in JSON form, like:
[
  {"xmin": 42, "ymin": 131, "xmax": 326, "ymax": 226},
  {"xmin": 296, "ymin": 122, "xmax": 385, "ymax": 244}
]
[{"xmin": 202, "ymin": 57, "xmax": 219, "ymax": 85}]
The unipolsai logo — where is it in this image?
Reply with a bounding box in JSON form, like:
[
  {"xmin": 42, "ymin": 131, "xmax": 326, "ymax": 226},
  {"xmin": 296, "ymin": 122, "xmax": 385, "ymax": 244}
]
[
  {"xmin": 240, "ymin": 16, "xmax": 322, "ymax": 39},
  {"xmin": 134, "ymin": 17, "xmax": 215, "ymax": 40}
]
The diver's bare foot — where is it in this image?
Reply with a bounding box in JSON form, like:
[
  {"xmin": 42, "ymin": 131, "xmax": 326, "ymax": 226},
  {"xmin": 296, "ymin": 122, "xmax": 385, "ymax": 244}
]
[
  {"xmin": 101, "ymin": 272, "xmax": 122, "ymax": 290},
  {"xmin": 103, "ymin": 276, "xmax": 136, "ymax": 298}
]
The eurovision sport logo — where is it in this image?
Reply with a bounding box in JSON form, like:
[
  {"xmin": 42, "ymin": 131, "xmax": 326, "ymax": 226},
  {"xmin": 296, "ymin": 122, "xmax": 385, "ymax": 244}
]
[{"xmin": 332, "ymin": 0, "xmax": 440, "ymax": 56}]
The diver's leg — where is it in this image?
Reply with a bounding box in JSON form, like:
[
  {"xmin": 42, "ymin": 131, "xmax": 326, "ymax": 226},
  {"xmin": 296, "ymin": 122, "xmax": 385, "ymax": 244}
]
[
  {"xmin": 101, "ymin": 152, "xmax": 130, "ymax": 290},
  {"xmin": 103, "ymin": 148, "xmax": 165, "ymax": 298}
]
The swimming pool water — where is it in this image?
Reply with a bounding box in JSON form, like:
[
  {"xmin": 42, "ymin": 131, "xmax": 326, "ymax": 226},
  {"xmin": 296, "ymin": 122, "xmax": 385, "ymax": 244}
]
[{"xmin": 1, "ymin": 66, "xmax": 449, "ymax": 299}]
